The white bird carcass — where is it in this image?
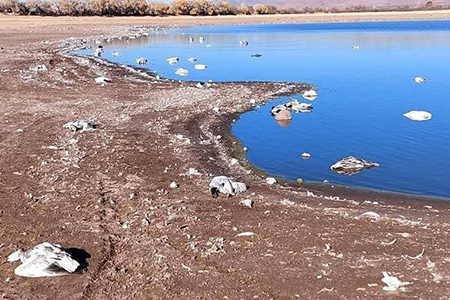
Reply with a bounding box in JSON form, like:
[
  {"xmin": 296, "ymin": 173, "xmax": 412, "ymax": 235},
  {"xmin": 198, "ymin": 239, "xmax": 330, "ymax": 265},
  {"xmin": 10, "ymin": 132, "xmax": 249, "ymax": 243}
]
[
  {"xmin": 403, "ymin": 110, "xmax": 432, "ymax": 121},
  {"xmin": 175, "ymin": 68, "xmax": 189, "ymax": 76},
  {"xmin": 7, "ymin": 242, "xmax": 80, "ymax": 277},
  {"xmin": 414, "ymin": 76, "xmax": 426, "ymax": 83},
  {"xmin": 94, "ymin": 76, "xmax": 111, "ymax": 84},
  {"xmin": 209, "ymin": 176, "xmax": 247, "ymax": 198},
  {"xmin": 194, "ymin": 64, "xmax": 207, "ymax": 70},
  {"xmin": 136, "ymin": 58, "xmax": 147, "ymax": 64},
  {"xmin": 166, "ymin": 57, "xmax": 179, "ymax": 65},
  {"xmin": 63, "ymin": 120, "xmax": 97, "ymax": 132}
]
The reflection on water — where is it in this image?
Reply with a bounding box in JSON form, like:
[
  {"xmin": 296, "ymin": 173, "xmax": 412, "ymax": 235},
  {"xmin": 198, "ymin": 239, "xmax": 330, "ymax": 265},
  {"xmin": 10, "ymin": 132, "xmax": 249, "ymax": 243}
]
[{"xmin": 77, "ymin": 21, "xmax": 450, "ymax": 198}]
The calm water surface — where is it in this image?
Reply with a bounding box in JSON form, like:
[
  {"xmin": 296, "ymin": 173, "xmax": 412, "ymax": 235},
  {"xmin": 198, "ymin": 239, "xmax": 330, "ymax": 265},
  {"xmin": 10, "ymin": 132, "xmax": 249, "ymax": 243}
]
[{"xmin": 79, "ymin": 21, "xmax": 450, "ymax": 198}]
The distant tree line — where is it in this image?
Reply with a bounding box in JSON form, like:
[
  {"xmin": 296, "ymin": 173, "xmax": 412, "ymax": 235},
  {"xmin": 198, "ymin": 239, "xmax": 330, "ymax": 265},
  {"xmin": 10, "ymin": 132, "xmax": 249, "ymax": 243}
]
[
  {"xmin": 0, "ymin": 0, "xmax": 448, "ymax": 16},
  {"xmin": 0, "ymin": 0, "xmax": 277, "ymax": 16}
]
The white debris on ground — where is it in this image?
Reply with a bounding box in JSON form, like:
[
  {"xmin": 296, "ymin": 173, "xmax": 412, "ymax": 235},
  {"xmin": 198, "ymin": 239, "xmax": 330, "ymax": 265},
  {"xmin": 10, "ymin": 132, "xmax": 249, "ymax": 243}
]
[
  {"xmin": 236, "ymin": 232, "xmax": 255, "ymax": 237},
  {"xmin": 381, "ymin": 272, "xmax": 412, "ymax": 291},
  {"xmin": 94, "ymin": 76, "xmax": 111, "ymax": 84},
  {"xmin": 169, "ymin": 181, "xmax": 179, "ymax": 188},
  {"xmin": 209, "ymin": 176, "xmax": 247, "ymax": 198},
  {"xmin": 266, "ymin": 177, "xmax": 277, "ymax": 185},
  {"xmin": 196, "ymin": 82, "xmax": 212, "ymax": 89},
  {"xmin": 175, "ymin": 68, "xmax": 189, "ymax": 76},
  {"xmin": 403, "ymin": 110, "xmax": 432, "ymax": 121},
  {"xmin": 414, "ymin": 76, "xmax": 426, "ymax": 83},
  {"xmin": 240, "ymin": 198, "xmax": 253, "ymax": 208},
  {"xmin": 63, "ymin": 120, "xmax": 97, "ymax": 132},
  {"xmin": 361, "ymin": 211, "xmax": 381, "ymax": 221},
  {"xmin": 7, "ymin": 242, "xmax": 80, "ymax": 277},
  {"xmin": 188, "ymin": 168, "xmax": 201, "ymax": 176},
  {"xmin": 330, "ymin": 156, "xmax": 379, "ymax": 175},
  {"xmin": 29, "ymin": 64, "xmax": 48, "ymax": 72}
]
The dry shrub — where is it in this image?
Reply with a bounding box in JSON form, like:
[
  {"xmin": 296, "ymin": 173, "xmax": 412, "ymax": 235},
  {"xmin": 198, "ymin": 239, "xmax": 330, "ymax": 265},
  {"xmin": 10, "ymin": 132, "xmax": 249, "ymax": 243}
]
[{"xmin": 0, "ymin": 0, "xmax": 273, "ymax": 16}]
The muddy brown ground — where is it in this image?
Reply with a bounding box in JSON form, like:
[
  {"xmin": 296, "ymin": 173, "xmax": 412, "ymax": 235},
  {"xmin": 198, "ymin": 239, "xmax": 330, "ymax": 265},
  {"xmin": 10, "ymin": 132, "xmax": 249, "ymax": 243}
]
[{"xmin": 1, "ymin": 15, "xmax": 450, "ymax": 299}]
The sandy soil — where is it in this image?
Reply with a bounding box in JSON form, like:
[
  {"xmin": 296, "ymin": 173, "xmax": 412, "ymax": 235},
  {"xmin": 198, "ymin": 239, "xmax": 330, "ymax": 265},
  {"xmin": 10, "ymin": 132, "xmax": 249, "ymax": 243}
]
[{"xmin": 1, "ymin": 15, "xmax": 450, "ymax": 299}]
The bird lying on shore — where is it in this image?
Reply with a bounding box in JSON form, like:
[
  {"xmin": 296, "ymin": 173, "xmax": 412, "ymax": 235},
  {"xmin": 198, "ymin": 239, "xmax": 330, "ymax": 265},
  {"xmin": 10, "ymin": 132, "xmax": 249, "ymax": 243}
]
[
  {"xmin": 136, "ymin": 58, "xmax": 147, "ymax": 65},
  {"xmin": 209, "ymin": 176, "xmax": 247, "ymax": 198},
  {"xmin": 7, "ymin": 242, "xmax": 80, "ymax": 277}
]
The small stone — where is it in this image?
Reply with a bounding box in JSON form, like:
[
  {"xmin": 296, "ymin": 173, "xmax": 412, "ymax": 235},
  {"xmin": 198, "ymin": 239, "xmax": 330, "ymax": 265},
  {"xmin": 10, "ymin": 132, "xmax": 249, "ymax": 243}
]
[{"xmin": 301, "ymin": 152, "xmax": 311, "ymax": 159}]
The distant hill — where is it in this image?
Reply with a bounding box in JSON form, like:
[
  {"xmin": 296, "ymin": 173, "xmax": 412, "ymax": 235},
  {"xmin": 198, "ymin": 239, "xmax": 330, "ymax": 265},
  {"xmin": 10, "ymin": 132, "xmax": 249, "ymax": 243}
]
[{"xmin": 228, "ymin": 0, "xmax": 450, "ymax": 10}]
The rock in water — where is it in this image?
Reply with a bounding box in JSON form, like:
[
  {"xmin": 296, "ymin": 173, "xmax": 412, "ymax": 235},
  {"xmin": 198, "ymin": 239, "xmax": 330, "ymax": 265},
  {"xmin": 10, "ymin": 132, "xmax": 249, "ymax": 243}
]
[
  {"xmin": 7, "ymin": 242, "xmax": 80, "ymax": 277},
  {"xmin": 275, "ymin": 109, "xmax": 292, "ymax": 121},
  {"xmin": 403, "ymin": 110, "xmax": 432, "ymax": 121},
  {"xmin": 209, "ymin": 176, "xmax": 247, "ymax": 198},
  {"xmin": 330, "ymin": 156, "xmax": 379, "ymax": 175},
  {"xmin": 302, "ymin": 89, "xmax": 318, "ymax": 101}
]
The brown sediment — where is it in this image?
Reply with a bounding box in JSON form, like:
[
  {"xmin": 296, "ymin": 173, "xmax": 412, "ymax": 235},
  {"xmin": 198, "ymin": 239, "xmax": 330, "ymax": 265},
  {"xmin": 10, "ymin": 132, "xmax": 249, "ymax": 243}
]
[{"xmin": 1, "ymin": 15, "xmax": 450, "ymax": 299}]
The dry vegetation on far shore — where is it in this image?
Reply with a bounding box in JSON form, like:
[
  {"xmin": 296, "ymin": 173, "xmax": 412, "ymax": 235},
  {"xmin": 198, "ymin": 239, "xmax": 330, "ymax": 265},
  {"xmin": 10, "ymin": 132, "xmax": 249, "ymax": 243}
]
[{"xmin": 1, "ymin": 0, "xmax": 449, "ymax": 17}]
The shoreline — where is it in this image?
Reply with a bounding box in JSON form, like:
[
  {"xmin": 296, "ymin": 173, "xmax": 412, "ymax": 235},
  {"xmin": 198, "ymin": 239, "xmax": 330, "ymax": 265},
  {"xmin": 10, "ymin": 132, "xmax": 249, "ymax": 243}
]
[{"xmin": 2, "ymin": 15, "xmax": 450, "ymax": 298}]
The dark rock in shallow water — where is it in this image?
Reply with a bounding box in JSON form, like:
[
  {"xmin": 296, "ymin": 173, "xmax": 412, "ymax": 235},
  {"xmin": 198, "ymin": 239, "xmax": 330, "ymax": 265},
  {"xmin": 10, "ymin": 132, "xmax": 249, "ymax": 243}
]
[{"xmin": 330, "ymin": 156, "xmax": 380, "ymax": 175}]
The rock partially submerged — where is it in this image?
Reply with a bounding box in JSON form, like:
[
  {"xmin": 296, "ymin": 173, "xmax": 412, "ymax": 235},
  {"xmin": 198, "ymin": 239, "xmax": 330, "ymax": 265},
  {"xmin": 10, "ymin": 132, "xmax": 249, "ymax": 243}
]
[
  {"xmin": 271, "ymin": 99, "xmax": 312, "ymax": 117},
  {"xmin": 63, "ymin": 120, "xmax": 97, "ymax": 132},
  {"xmin": 330, "ymin": 156, "xmax": 379, "ymax": 175},
  {"xmin": 7, "ymin": 242, "xmax": 80, "ymax": 277},
  {"xmin": 274, "ymin": 109, "xmax": 292, "ymax": 121},
  {"xmin": 209, "ymin": 176, "xmax": 247, "ymax": 198},
  {"xmin": 403, "ymin": 110, "xmax": 432, "ymax": 121},
  {"xmin": 302, "ymin": 89, "xmax": 318, "ymax": 101}
]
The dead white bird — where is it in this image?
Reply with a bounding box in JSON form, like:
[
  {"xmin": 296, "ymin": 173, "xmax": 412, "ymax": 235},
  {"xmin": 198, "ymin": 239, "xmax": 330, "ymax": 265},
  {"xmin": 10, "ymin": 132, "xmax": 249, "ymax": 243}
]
[
  {"xmin": 112, "ymin": 51, "xmax": 119, "ymax": 57},
  {"xmin": 194, "ymin": 64, "xmax": 208, "ymax": 70},
  {"xmin": 187, "ymin": 57, "xmax": 197, "ymax": 63},
  {"xmin": 403, "ymin": 110, "xmax": 432, "ymax": 121},
  {"xmin": 196, "ymin": 82, "xmax": 212, "ymax": 89},
  {"xmin": 175, "ymin": 68, "xmax": 189, "ymax": 76},
  {"xmin": 29, "ymin": 64, "xmax": 48, "ymax": 72},
  {"xmin": 166, "ymin": 57, "xmax": 179, "ymax": 65},
  {"xmin": 302, "ymin": 89, "xmax": 318, "ymax": 101},
  {"xmin": 209, "ymin": 176, "xmax": 247, "ymax": 198},
  {"xmin": 381, "ymin": 271, "xmax": 412, "ymax": 291},
  {"xmin": 63, "ymin": 120, "xmax": 97, "ymax": 132},
  {"xmin": 94, "ymin": 76, "xmax": 111, "ymax": 84},
  {"xmin": 7, "ymin": 242, "xmax": 80, "ymax": 278},
  {"xmin": 136, "ymin": 58, "xmax": 147, "ymax": 65},
  {"xmin": 270, "ymin": 104, "xmax": 287, "ymax": 116},
  {"xmin": 414, "ymin": 76, "xmax": 426, "ymax": 83},
  {"xmin": 93, "ymin": 48, "xmax": 103, "ymax": 58},
  {"xmin": 330, "ymin": 156, "xmax": 379, "ymax": 175}
]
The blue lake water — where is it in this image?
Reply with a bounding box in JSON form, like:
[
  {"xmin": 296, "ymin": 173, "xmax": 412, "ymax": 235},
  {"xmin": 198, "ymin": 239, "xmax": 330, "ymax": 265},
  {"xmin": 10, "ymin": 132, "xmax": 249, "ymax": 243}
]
[{"xmin": 78, "ymin": 21, "xmax": 450, "ymax": 198}]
